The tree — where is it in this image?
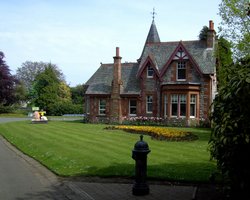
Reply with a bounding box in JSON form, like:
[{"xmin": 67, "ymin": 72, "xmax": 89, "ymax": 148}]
[
  {"xmin": 70, "ymin": 84, "xmax": 86, "ymax": 105},
  {"xmin": 58, "ymin": 82, "xmax": 72, "ymax": 103},
  {"xmin": 0, "ymin": 51, "xmax": 17, "ymax": 106},
  {"xmin": 215, "ymin": 37, "xmax": 233, "ymax": 88},
  {"xmin": 218, "ymin": 0, "xmax": 250, "ymax": 59},
  {"xmin": 16, "ymin": 61, "xmax": 65, "ymax": 92},
  {"xmin": 32, "ymin": 64, "xmax": 61, "ymax": 111},
  {"xmin": 209, "ymin": 57, "xmax": 250, "ymax": 199},
  {"xmin": 32, "ymin": 64, "xmax": 72, "ymax": 115},
  {"xmin": 199, "ymin": 26, "xmax": 209, "ymax": 40}
]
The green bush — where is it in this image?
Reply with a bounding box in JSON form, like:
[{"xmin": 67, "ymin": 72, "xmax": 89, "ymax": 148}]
[
  {"xmin": 0, "ymin": 104, "xmax": 16, "ymax": 113},
  {"xmin": 209, "ymin": 57, "xmax": 250, "ymax": 198},
  {"xmin": 47, "ymin": 102, "xmax": 83, "ymax": 116}
]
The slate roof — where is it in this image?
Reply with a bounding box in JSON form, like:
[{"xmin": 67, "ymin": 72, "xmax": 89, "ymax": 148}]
[
  {"xmin": 85, "ymin": 63, "xmax": 140, "ymax": 95},
  {"xmin": 139, "ymin": 40, "xmax": 216, "ymax": 75},
  {"xmin": 145, "ymin": 20, "xmax": 160, "ymax": 43},
  {"xmin": 85, "ymin": 20, "xmax": 216, "ymax": 96}
]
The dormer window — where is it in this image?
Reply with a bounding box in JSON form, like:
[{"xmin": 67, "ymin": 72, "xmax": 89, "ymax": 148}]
[
  {"xmin": 177, "ymin": 61, "xmax": 186, "ymax": 81},
  {"xmin": 147, "ymin": 65, "xmax": 154, "ymax": 78}
]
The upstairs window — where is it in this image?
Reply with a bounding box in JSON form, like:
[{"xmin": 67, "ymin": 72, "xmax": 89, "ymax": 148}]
[
  {"xmin": 129, "ymin": 100, "xmax": 137, "ymax": 116},
  {"xmin": 177, "ymin": 61, "xmax": 186, "ymax": 81},
  {"xmin": 147, "ymin": 65, "xmax": 154, "ymax": 78},
  {"xmin": 146, "ymin": 96, "xmax": 153, "ymax": 113},
  {"xmin": 99, "ymin": 99, "xmax": 106, "ymax": 115}
]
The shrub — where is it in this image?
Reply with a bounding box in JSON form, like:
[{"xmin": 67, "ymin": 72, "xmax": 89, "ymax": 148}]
[
  {"xmin": 0, "ymin": 104, "xmax": 14, "ymax": 113},
  {"xmin": 47, "ymin": 102, "xmax": 83, "ymax": 116},
  {"xmin": 209, "ymin": 57, "xmax": 250, "ymax": 198}
]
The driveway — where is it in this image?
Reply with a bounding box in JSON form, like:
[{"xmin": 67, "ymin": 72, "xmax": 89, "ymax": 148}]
[
  {"xmin": 0, "ymin": 117, "xmax": 30, "ymax": 123},
  {"xmin": 0, "ymin": 118, "xmax": 72, "ymax": 199}
]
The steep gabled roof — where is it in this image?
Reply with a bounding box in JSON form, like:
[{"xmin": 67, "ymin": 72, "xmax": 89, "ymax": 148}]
[
  {"xmin": 137, "ymin": 54, "xmax": 161, "ymax": 79},
  {"xmin": 85, "ymin": 63, "xmax": 140, "ymax": 95},
  {"xmin": 160, "ymin": 41, "xmax": 203, "ymax": 77},
  {"xmin": 138, "ymin": 40, "xmax": 216, "ymax": 76}
]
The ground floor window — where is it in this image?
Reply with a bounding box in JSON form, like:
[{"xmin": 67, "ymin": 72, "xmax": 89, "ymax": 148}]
[
  {"xmin": 129, "ymin": 99, "xmax": 137, "ymax": 116},
  {"xmin": 164, "ymin": 95, "xmax": 168, "ymax": 118},
  {"xmin": 86, "ymin": 97, "xmax": 90, "ymax": 114},
  {"xmin": 171, "ymin": 94, "xmax": 186, "ymax": 117},
  {"xmin": 180, "ymin": 94, "xmax": 186, "ymax": 117},
  {"xmin": 171, "ymin": 94, "xmax": 178, "ymax": 116},
  {"xmin": 146, "ymin": 96, "xmax": 153, "ymax": 113},
  {"xmin": 99, "ymin": 99, "xmax": 106, "ymax": 115},
  {"xmin": 190, "ymin": 94, "xmax": 196, "ymax": 118}
]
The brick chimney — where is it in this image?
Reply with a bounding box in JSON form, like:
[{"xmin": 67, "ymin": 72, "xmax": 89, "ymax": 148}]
[
  {"xmin": 207, "ymin": 20, "xmax": 216, "ymax": 48},
  {"xmin": 110, "ymin": 47, "xmax": 122, "ymax": 123}
]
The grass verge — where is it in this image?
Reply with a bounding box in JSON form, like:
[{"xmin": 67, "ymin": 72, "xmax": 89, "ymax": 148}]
[{"xmin": 0, "ymin": 120, "xmax": 216, "ymax": 183}]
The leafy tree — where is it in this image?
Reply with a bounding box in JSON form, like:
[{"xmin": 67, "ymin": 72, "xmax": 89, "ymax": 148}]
[
  {"xmin": 32, "ymin": 64, "xmax": 72, "ymax": 115},
  {"xmin": 209, "ymin": 57, "xmax": 250, "ymax": 199},
  {"xmin": 199, "ymin": 26, "xmax": 209, "ymax": 40},
  {"xmin": 14, "ymin": 81, "xmax": 28, "ymax": 105},
  {"xmin": 215, "ymin": 37, "xmax": 233, "ymax": 88},
  {"xmin": 0, "ymin": 51, "xmax": 17, "ymax": 106},
  {"xmin": 32, "ymin": 64, "xmax": 61, "ymax": 112},
  {"xmin": 218, "ymin": 0, "xmax": 250, "ymax": 59},
  {"xmin": 70, "ymin": 84, "xmax": 86, "ymax": 105},
  {"xmin": 16, "ymin": 61, "xmax": 65, "ymax": 92},
  {"xmin": 58, "ymin": 82, "xmax": 72, "ymax": 103}
]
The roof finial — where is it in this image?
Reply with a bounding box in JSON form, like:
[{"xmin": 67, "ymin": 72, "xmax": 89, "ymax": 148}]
[{"xmin": 151, "ymin": 7, "xmax": 156, "ymax": 21}]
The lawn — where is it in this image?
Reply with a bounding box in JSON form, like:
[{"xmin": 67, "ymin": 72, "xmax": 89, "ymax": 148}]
[{"xmin": 0, "ymin": 120, "xmax": 216, "ymax": 183}]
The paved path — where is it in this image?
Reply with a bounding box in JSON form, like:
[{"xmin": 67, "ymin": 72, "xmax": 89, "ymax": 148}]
[
  {"xmin": 0, "ymin": 135, "xmax": 70, "ymax": 200},
  {"xmin": 0, "ymin": 117, "xmax": 30, "ymax": 123}
]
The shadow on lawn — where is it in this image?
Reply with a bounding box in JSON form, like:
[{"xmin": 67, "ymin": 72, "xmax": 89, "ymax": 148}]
[{"xmin": 77, "ymin": 161, "xmax": 217, "ymax": 184}]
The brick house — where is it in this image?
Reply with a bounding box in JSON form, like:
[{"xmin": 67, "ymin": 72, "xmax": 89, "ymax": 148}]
[{"xmin": 85, "ymin": 19, "xmax": 217, "ymax": 126}]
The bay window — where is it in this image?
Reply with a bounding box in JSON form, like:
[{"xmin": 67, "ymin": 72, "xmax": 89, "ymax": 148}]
[
  {"xmin": 190, "ymin": 94, "xmax": 196, "ymax": 118},
  {"xmin": 171, "ymin": 94, "xmax": 187, "ymax": 117}
]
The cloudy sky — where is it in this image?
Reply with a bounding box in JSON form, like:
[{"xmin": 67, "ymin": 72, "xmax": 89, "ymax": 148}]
[{"xmin": 0, "ymin": 0, "xmax": 221, "ymax": 86}]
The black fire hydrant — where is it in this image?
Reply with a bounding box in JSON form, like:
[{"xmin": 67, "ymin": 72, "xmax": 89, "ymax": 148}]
[{"xmin": 132, "ymin": 135, "xmax": 151, "ymax": 195}]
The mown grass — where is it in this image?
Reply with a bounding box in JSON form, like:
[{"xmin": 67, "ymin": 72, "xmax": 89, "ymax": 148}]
[{"xmin": 0, "ymin": 120, "xmax": 216, "ymax": 183}]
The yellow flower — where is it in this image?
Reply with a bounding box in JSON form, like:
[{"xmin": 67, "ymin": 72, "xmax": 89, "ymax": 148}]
[{"xmin": 110, "ymin": 125, "xmax": 195, "ymax": 141}]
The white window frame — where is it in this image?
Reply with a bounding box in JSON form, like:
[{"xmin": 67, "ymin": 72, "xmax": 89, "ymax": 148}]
[
  {"xmin": 170, "ymin": 94, "xmax": 187, "ymax": 118},
  {"xmin": 164, "ymin": 95, "xmax": 168, "ymax": 118},
  {"xmin": 171, "ymin": 94, "xmax": 178, "ymax": 117},
  {"xmin": 147, "ymin": 65, "xmax": 154, "ymax": 78},
  {"xmin": 177, "ymin": 61, "xmax": 186, "ymax": 81},
  {"xmin": 129, "ymin": 99, "xmax": 137, "ymax": 116},
  {"xmin": 179, "ymin": 94, "xmax": 186, "ymax": 117},
  {"xmin": 99, "ymin": 99, "xmax": 106, "ymax": 115},
  {"xmin": 190, "ymin": 94, "xmax": 196, "ymax": 118},
  {"xmin": 146, "ymin": 95, "xmax": 153, "ymax": 113}
]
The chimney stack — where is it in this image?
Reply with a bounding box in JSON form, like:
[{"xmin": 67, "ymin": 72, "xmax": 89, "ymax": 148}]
[
  {"xmin": 111, "ymin": 47, "xmax": 122, "ymax": 123},
  {"xmin": 116, "ymin": 47, "xmax": 120, "ymax": 57},
  {"xmin": 113, "ymin": 47, "xmax": 122, "ymax": 85},
  {"xmin": 209, "ymin": 20, "xmax": 214, "ymax": 31},
  {"xmin": 207, "ymin": 20, "xmax": 216, "ymax": 48}
]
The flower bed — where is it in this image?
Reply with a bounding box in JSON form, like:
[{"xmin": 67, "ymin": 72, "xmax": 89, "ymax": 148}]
[
  {"xmin": 122, "ymin": 116, "xmax": 164, "ymax": 126},
  {"xmin": 106, "ymin": 125, "xmax": 198, "ymax": 141}
]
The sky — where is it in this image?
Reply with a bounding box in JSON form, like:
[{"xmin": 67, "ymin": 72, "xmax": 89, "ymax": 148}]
[{"xmin": 0, "ymin": 0, "xmax": 221, "ymax": 86}]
